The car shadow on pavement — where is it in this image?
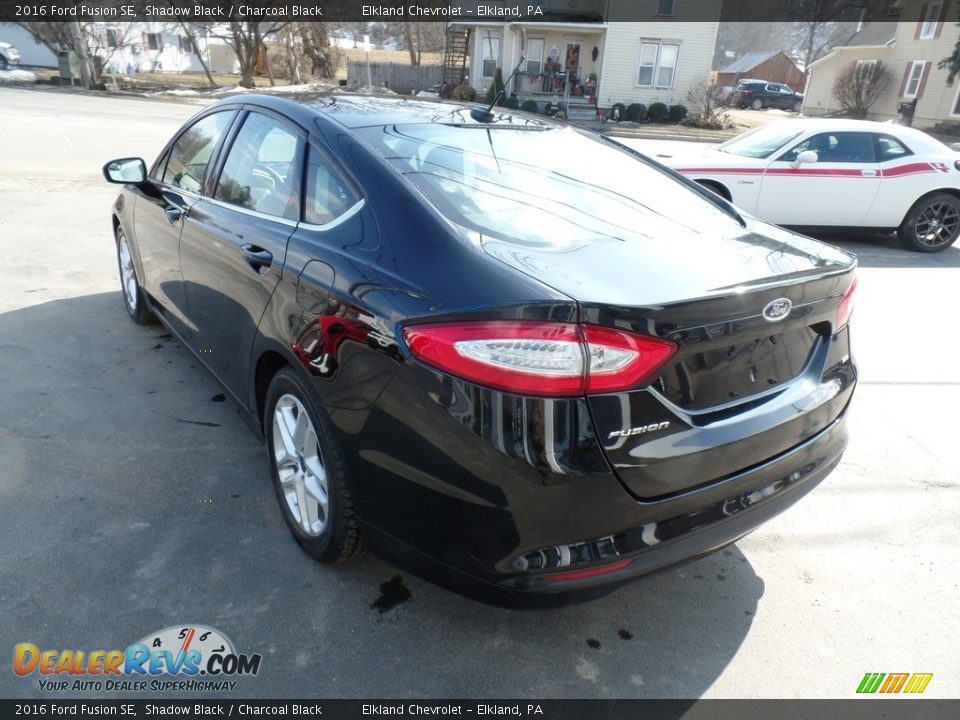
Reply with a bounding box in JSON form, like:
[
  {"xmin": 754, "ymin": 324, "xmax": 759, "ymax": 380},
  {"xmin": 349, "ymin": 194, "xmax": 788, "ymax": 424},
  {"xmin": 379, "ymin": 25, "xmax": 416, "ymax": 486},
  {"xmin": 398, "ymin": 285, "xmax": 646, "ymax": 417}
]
[
  {"xmin": 0, "ymin": 292, "xmax": 764, "ymax": 702},
  {"xmin": 798, "ymin": 228, "xmax": 960, "ymax": 269}
]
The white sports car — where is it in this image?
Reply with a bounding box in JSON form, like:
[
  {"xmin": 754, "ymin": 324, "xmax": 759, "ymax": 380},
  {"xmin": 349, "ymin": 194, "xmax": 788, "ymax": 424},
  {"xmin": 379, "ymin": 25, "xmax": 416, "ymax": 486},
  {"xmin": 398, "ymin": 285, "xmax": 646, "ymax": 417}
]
[{"xmin": 657, "ymin": 119, "xmax": 960, "ymax": 252}]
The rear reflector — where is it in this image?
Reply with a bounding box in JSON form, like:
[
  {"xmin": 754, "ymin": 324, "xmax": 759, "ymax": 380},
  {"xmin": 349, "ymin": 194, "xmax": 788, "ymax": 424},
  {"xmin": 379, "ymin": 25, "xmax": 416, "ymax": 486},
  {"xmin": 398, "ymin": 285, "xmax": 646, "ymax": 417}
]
[
  {"xmin": 837, "ymin": 275, "xmax": 857, "ymax": 330},
  {"xmin": 540, "ymin": 558, "xmax": 634, "ymax": 582},
  {"xmin": 402, "ymin": 321, "xmax": 676, "ymax": 397}
]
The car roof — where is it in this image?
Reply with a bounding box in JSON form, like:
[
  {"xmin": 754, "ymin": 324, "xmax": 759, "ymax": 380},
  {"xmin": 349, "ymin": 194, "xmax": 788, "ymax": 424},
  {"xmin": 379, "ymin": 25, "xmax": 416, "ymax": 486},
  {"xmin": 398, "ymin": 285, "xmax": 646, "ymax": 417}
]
[
  {"xmin": 751, "ymin": 118, "xmax": 954, "ymax": 154},
  {"xmin": 211, "ymin": 93, "xmax": 556, "ymax": 130}
]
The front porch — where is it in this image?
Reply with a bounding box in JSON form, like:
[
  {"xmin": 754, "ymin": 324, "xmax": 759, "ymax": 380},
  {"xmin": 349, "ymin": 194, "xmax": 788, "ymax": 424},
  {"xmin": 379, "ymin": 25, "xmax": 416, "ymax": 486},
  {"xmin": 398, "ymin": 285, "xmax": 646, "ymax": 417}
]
[{"xmin": 448, "ymin": 22, "xmax": 606, "ymax": 120}]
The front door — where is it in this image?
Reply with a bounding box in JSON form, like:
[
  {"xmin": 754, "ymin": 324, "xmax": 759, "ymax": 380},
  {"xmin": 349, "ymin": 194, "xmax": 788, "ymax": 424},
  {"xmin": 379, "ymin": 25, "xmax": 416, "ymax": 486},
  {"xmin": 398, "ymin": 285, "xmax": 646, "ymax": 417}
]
[
  {"xmin": 136, "ymin": 110, "xmax": 235, "ymax": 336},
  {"xmin": 756, "ymin": 131, "xmax": 883, "ymax": 226},
  {"xmin": 179, "ymin": 109, "xmax": 305, "ymax": 402},
  {"xmin": 565, "ymin": 41, "xmax": 582, "ymax": 82}
]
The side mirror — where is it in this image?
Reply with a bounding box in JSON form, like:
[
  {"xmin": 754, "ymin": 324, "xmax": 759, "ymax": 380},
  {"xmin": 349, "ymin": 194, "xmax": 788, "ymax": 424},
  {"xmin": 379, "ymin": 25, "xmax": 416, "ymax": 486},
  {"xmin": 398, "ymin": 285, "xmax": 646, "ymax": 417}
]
[
  {"xmin": 791, "ymin": 150, "xmax": 818, "ymax": 168},
  {"xmin": 103, "ymin": 157, "xmax": 147, "ymax": 184}
]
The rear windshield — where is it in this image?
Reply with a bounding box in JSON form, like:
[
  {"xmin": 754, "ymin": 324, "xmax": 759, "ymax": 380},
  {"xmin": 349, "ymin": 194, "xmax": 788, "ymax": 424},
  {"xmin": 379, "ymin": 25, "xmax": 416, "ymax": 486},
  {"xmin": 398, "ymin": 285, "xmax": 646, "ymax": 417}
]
[{"xmin": 356, "ymin": 124, "xmax": 738, "ymax": 247}]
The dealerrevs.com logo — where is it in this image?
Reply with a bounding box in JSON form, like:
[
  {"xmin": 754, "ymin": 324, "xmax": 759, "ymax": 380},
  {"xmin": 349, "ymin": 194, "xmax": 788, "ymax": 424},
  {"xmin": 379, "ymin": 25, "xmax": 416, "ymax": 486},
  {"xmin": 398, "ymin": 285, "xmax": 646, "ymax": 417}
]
[{"xmin": 13, "ymin": 625, "xmax": 261, "ymax": 692}]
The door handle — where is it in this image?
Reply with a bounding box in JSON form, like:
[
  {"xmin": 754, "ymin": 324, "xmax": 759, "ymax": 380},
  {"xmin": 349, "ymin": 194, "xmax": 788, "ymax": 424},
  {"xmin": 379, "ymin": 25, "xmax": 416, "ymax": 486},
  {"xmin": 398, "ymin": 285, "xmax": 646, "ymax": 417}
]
[
  {"xmin": 164, "ymin": 206, "xmax": 186, "ymax": 225},
  {"xmin": 861, "ymin": 169, "xmax": 878, "ymax": 177},
  {"xmin": 241, "ymin": 244, "xmax": 273, "ymax": 271}
]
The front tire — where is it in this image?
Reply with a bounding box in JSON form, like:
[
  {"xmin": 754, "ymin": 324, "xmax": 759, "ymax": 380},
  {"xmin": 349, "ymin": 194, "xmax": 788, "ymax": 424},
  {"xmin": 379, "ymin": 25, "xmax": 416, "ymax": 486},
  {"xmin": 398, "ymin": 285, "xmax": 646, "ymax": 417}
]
[
  {"xmin": 115, "ymin": 227, "xmax": 154, "ymax": 324},
  {"xmin": 0, "ymin": 55, "xmax": 8, "ymax": 71},
  {"xmin": 264, "ymin": 367, "xmax": 362, "ymax": 563},
  {"xmin": 793, "ymin": 100, "xmax": 803, "ymax": 112},
  {"xmin": 897, "ymin": 192, "xmax": 960, "ymax": 252}
]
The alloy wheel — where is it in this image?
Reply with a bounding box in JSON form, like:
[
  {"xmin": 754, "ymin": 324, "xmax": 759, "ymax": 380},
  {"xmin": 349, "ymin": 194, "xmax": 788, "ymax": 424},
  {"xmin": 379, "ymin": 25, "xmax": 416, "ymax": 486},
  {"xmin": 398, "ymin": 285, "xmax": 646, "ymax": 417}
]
[
  {"xmin": 118, "ymin": 233, "xmax": 138, "ymax": 312},
  {"xmin": 272, "ymin": 394, "xmax": 329, "ymax": 537},
  {"xmin": 914, "ymin": 201, "xmax": 960, "ymax": 249}
]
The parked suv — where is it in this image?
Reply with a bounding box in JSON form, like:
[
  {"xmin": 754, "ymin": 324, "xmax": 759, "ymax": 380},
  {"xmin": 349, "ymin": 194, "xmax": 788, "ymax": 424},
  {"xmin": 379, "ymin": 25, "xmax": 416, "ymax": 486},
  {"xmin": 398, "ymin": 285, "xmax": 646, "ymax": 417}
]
[
  {"xmin": 0, "ymin": 41, "xmax": 20, "ymax": 70},
  {"xmin": 732, "ymin": 80, "xmax": 803, "ymax": 112}
]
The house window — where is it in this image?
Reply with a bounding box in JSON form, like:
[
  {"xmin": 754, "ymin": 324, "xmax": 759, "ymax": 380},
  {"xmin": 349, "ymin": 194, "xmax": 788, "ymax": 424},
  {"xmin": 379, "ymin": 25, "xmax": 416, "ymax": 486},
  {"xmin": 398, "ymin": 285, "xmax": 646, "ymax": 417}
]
[
  {"xmin": 144, "ymin": 33, "xmax": 162, "ymax": 51},
  {"xmin": 656, "ymin": 0, "xmax": 675, "ymax": 16},
  {"xmin": 638, "ymin": 40, "xmax": 679, "ymax": 88},
  {"xmin": 480, "ymin": 33, "xmax": 501, "ymax": 79},
  {"xmin": 178, "ymin": 35, "xmax": 195, "ymax": 54},
  {"xmin": 106, "ymin": 28, "xmax": 121, "ymax": 49},
  {"xmin": 919, "ymin": 2, "xmax": 942, "ymax": 39},
  {"xmin": 904, "ymin": 60, "xmax": 926, "ymax": 98},
  {"xmin": 952, "ymin": 84, "xmax": 960, "ymax": 117},
  {"xmin": 525, "ymin": 38, "xmax": 545, "ymax": 75}
]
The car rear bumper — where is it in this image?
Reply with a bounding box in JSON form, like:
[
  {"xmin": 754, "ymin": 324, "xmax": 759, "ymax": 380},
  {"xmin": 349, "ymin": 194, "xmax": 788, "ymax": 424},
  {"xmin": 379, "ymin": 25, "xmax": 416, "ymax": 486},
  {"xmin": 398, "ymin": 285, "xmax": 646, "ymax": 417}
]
[
  {"xmin": 341, "ymin": 361, "xmax": 850, "ymax": 604},
  {"xmin": 501, "ymin": 410, "xmax": 847, "ymax": 595}
]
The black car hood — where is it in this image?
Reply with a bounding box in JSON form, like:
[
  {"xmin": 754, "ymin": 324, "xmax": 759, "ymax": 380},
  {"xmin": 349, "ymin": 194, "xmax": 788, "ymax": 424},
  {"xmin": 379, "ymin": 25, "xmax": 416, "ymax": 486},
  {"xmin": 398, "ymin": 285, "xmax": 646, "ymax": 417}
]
[{"xmin": 480, "ymin": 219, "xmax": 855, "ymax": 307}]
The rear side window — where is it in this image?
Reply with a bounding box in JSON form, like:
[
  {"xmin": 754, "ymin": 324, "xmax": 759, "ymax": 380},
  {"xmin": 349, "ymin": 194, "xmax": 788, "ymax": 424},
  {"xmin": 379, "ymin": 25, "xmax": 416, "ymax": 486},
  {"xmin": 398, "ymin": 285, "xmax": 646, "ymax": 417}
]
[
  {"xmin": 304, "ymin": 145, "xmax": 360, "ymax": 225},
  {"xmin": 876, "ymin": 134, "xmax": 912, "ymax": 161},
  {"xmin": 214, "ymin": 112, "xmax": 303, "ymax": 221},
  {"xmin": 162, "ymin": 112, "xmax": 233, "ymax": 193}
]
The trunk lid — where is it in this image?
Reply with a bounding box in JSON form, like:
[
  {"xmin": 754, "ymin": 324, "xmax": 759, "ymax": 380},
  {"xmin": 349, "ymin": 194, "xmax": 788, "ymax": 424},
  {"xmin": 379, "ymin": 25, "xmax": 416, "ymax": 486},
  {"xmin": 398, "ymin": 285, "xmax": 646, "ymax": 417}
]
[{"xmin": 482, "ymin": 220, "xmax": 857, "ymax": 499}]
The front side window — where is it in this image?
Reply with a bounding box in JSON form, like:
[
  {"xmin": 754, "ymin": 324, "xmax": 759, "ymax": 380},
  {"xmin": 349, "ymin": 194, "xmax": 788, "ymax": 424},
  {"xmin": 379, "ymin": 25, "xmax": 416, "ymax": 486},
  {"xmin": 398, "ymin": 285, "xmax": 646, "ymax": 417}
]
[
  {"xmin": 215, "ymin": 112, "xmax": 302, "ymax": 220},
  {"xmin": 161, "ymin": 111, "xmax": 233, "ymax": 193},
  {"xmin": 480, "ymin": 33, "xmax": 500, "ymax": 79},
  {"xmin": 304, "ymin": 145, "xmax": 360, "ymax": 225},
  {"xmin": 920, "ymin": 2, "xmax": 942, "ymax": 38},
  {"xmin": 638, "ymin": 41, "xmax": 679, "ymax": 88},
  {"xmin": 780, "ymin": 132, "xmax": 877, "ymax": 163}
]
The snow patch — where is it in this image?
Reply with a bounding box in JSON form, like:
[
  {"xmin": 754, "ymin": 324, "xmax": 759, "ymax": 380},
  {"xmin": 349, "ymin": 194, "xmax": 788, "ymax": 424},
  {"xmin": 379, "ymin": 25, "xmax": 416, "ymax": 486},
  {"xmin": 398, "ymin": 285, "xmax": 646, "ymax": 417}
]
[{"xmin": 0, "ymin": 69, "xmax": 37, "ymax": 84}]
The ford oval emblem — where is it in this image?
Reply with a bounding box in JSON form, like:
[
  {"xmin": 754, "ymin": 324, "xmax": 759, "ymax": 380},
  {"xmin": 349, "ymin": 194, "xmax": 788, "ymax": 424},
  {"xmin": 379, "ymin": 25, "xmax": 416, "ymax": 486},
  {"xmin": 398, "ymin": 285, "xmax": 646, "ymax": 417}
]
[{"xmin": 762, "ymin": 298, "xmax": 792, "ymax": 322}]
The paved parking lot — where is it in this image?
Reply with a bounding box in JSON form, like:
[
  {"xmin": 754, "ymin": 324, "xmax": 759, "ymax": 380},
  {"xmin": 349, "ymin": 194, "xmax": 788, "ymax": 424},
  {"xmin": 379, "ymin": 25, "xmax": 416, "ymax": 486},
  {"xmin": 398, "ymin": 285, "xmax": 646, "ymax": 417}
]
[{"xmin": 1, "ymin": 87, "xmax": 958, "ymax": 699}]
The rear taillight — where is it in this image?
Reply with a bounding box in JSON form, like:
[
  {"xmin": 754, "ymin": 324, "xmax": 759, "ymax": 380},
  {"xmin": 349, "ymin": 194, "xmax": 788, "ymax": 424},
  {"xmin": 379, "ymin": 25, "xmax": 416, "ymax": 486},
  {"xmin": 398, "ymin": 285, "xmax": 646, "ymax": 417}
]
[
  {"xmin": 837, "ymin": 275, "xmax": 857, "ymax": 330},
  {"xmin": 402, "ymin": 321, "xmax": 677, "ymax": 397}
]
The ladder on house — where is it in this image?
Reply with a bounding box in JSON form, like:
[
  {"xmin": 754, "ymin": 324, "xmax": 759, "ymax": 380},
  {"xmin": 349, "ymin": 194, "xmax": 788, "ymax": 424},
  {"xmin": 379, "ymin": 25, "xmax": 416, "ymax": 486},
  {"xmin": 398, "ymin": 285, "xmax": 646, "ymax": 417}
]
[{"xmin": 442, "ymin": 26, "xmax": 471, "ymax": 88}]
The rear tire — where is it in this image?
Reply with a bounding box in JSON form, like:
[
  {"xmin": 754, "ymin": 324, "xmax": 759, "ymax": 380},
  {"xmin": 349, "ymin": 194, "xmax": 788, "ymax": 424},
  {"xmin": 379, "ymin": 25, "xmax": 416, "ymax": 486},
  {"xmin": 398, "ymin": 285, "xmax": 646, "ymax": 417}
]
[
  {"xmin": 751, "ymin": 98, "xmax": 763, "ymax": 110},
  {"xmin": 897, "ymin": 192, "xmax": 960, "ymax": 252},
  {"xmin": 115, "ymin": 227, "xmax": 155, "ymax": 325},
  {"xmin": 264, "ymin": 367, "xmax": 362, "ymax": 563}
]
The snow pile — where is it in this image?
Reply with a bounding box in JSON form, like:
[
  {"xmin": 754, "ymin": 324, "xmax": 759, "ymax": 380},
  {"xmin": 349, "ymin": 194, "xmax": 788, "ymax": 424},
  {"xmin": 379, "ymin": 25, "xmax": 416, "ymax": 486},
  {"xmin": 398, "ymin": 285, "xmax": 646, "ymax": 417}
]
[{"xmin": 0, "ymin": 69, "xmax": 37, "ymax": 84}]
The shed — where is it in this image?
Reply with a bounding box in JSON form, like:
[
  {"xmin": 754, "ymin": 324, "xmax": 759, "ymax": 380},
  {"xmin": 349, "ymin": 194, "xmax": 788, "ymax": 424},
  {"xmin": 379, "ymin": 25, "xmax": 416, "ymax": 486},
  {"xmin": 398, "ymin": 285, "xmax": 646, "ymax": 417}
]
[{"xmin": 716, "ymin": 51, "xmax": 805, "ymax": 91}]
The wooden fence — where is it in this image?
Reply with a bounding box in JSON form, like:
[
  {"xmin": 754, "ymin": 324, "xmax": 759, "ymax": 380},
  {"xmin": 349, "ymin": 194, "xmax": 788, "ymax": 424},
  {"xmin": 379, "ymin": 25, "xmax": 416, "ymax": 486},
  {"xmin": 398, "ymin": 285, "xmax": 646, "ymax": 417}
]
[{"xmin": 346, "ymin": 61, "xmax": 444, "ymax": 94}]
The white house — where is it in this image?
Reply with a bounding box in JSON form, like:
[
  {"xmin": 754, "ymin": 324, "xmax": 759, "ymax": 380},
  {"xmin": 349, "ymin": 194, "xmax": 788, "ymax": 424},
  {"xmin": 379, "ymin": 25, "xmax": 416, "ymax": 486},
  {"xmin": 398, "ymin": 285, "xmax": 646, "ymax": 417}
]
[
  {"xmin": 445, "ymin": 0, "xmax": 722, "ymax": 118},
  {"xmin": 0, "ymin": 22, "xmax": 239, "ymax": 75}
]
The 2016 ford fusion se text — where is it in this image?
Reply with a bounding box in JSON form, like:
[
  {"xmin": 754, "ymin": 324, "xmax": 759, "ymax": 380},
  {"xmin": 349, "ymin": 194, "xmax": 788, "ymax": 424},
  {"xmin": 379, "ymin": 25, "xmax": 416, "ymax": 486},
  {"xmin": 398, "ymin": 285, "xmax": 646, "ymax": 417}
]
[{"xmin": 102, "ymin": 95, "xmax": 857, "ymax": 602}]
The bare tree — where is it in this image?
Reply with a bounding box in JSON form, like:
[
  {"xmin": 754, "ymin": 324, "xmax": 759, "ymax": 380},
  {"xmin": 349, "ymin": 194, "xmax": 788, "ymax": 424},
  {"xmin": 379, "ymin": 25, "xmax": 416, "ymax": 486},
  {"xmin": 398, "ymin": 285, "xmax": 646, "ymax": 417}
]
[
  {"xmin": 686, "ymin": 79, "xmax": 732, "ymax": 128},
  {"xmin": 832, "ymin": 60, "xmax": 892, "ymax": 116},
  {"xmin": 403, "ymin": 21, "xmax": 421, "ymax": 65},
  {"xmin": 175, "ymin": 22, "xmax": 218, "ymax": 88},
  {"xmin": 16, "ymin": 21, "xmax": 97, "ymax": 86},
  {"xmin": 213, "ymin": 20, "xmax": 287, "ymax": 88},
  {"xmin": 295, "ymin": 23, "xmax": 341, "ymax": 80}
]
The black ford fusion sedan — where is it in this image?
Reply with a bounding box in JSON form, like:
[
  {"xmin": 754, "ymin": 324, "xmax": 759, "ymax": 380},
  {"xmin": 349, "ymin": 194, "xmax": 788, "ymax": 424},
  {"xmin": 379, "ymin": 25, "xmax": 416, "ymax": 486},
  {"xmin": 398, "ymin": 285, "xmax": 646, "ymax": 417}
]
[{"xmin": 103, "ymin": 95, "xmax": 857, "ymax": 602}]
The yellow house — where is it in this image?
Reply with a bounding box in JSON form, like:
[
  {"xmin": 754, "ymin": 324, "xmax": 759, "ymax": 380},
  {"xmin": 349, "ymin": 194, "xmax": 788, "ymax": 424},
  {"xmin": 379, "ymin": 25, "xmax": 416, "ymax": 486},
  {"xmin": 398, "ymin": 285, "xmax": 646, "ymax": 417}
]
[{"xmin": 803, "ymin": 0, "xmax": 960, "ymax": 130}]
